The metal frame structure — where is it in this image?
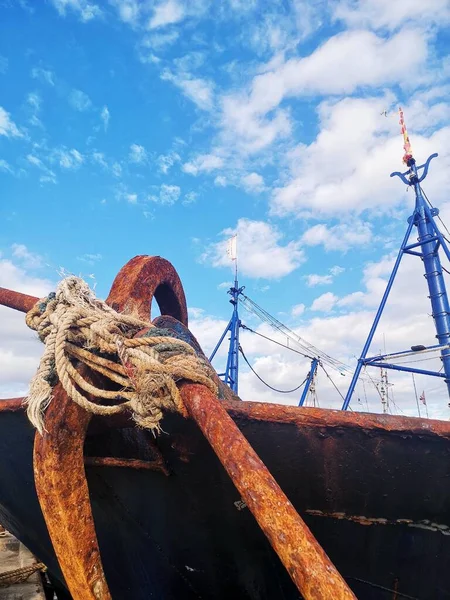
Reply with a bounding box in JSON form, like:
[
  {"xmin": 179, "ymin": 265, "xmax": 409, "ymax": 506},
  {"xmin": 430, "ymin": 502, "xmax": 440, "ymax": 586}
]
[
  {"xmin": 343, "ymin": 150, "xmax": 450, "ymax": 410},
  {"xmin": 209, "ymin": 275, "xmax": 244, "ymax": 394}
]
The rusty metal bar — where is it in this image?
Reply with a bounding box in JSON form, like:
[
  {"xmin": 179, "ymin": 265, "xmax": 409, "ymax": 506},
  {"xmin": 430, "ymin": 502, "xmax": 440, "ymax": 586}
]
[
  {"xmin": 0, "ymin": 287, "xmax": 37, "ymax": 313},
  {"xmin": 180, "ymin": 382, "xmax": 356, "ymax": 600},
  {"xmin": 84, "ymin": 456, "xmax": 169, "ymax": 475}
]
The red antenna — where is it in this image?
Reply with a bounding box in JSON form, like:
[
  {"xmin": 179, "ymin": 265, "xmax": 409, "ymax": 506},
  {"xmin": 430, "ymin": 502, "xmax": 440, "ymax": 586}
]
[{"xmin": 399, "ymin": 107, "xmax": 413, "ymax": 164}]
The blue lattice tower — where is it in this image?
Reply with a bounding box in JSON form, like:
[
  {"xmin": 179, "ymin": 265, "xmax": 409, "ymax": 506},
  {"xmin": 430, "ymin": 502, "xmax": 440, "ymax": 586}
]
[{"xmin": 343, "ymin": 109, "xmax": 450, "ymax": 410}]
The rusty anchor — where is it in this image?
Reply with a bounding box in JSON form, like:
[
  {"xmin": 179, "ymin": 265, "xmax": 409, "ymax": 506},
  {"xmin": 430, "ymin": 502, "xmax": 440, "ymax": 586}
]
[{"xmin": 0, "ymin": 255, "xmax": 356, "ymax": 600}]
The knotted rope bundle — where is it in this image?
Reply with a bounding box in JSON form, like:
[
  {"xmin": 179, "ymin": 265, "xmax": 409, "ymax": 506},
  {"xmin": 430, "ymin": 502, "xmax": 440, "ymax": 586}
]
[{"xmin": 25, "ymin": 277, "xmax": 217, "ymax": 434}]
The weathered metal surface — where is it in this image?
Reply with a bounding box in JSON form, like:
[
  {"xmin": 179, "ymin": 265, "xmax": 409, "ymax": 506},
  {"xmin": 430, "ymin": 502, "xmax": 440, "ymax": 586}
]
[
  {"xmin": 0, "ymin": 398, "xmax": 24, "ymax": 412},
  {"xmin": 106, "ymin": 255, "xmax": 188, "ymax": 325},
  {"xmin": 33, "ymin": 382, "xmax": 111, "ymax": 600},
  {"xmin": 0, "ymin": 287, "xmax": 36, "ymax": 313},
  {"xmin": 0, "ymin": 398, "xmax": 449, "ymax": 597},
  {"xmin": 84, "ymin": 456, "xmax": 169, "ymax": 475},
  {"xmin": 223, "ymin": 399, "xmax": 450, "ymax": 439},
  {"xmin": 180, "ymin": 382, "xmax": 356, "ymax": 600}
]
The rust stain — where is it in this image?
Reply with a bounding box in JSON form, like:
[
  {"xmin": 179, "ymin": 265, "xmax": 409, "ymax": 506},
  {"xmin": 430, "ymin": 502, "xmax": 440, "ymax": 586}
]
[
  {"xmin": 85, "ymin": 456, "xmax": 169, "ymax": 476},
  {"xmin": 305, "ymin": 510, "xmax": 450, "ymax": 534},
  {"xmin": 106, "ymin": 255, "xmax": 188, "ymax": 325},
  {"xmin": 0, "ymin": 398, "xmax": 24, "ymax": 412},
  {"xmin": 34, "ymin": 380, "xmax": 112, "ymax": 600},
  {"xmin": 0, "ymin": 286, "xmax": 37, "ymax": 313}
]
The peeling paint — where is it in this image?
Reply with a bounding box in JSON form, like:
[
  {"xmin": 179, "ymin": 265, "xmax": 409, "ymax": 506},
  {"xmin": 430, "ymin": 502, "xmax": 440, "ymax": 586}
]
[{"xmin": 306, "ymin": 510, "xmax": 450, "ymax": 535}]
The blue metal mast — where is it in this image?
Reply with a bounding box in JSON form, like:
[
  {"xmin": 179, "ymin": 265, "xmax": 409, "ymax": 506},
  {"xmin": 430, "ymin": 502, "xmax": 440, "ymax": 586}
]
[
  {"xmin": 343, "ymin": 109, "xmax": 450, "ymax": 410},
  {"xmin": 209, "ymin": 238, "xmax": 244, "ymax": 394}
]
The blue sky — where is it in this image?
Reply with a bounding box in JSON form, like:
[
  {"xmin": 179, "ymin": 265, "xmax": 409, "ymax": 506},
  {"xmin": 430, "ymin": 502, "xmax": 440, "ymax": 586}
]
[{"xmin": 1, "ymin": 0, "xmax": 450, "ymax": 417}]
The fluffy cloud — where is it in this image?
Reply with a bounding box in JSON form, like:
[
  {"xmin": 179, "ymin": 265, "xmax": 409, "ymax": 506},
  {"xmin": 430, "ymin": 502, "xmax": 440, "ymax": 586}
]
[
  {"xmin": 271, "ymin": 93, "xmax": 450, "ymax": 217},
  {"xmin": 100, "ymin": 105, "xmax": 110, "ymax": 131},
  {"xmin": 202, "ymin": 218, "xmax": 305, "ymax": 279},
  {"xmin": 31, "ymin": 67, "xmax": 55, "ymax": 86},
  {"xmin": 148, "ymin": 0, "xmax": 184, "ymax": 29},
  {"xmin": 54, "ymin": 148, "xmax": 84, "ymax": 170},
  {"xmin": 183, "ymin": 153, "xmax": 223, "ymax": 175},
  {"xmin": 161, "ymin": 70, "xmax": 214, "ymax": 110},
  {"xmin": 305, "ymin": 274, "xmax": 333, "ymax": 287},
  {"xmin": 129, "ymin": 143, "xmax": 147, "ymax": 164},
  {"xmin": 311, "ymin": 292, "xmax": 338, "ymax": 312},
  {"xmin": 0, "ymin": 107, "xmax": 22, "ymax": 138},
  {"xmin": 302, "ymin": 221, "xmax": 373, "ymax": 251},
  {"xmin": 241, "ymin": 172, "xmax": 265, "ymax": 193},
  {"xmin": 149, "ymin": 184, "xmax": 181, "ymax": 205},
  {"xmin": 334, "ymin": 0, "xmax": 450, "ymax": 30},
  {"xmin": 0, "ymin": 255, "xmax": 53, "ymax": 398},
  {"xmin": 218, "ymin": 29, "xmax": 428, "ymax": 155},
  {"xmin": 69, "ymin": 89, "xmax": 92, "ymax": 111},
  {"xmin": 50, "ymin": 0, "xmax": 102, "ymax": 21}
]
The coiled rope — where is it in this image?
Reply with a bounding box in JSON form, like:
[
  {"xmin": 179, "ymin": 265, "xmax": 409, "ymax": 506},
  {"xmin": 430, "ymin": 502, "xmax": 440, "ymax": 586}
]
[{"xmin": 25, "ymin": 276, "xmax": 217, "ymax": 434}]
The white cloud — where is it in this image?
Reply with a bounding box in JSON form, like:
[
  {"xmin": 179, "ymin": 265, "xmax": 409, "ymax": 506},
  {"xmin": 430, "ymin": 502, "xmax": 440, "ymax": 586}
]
[
  {"xmin": 112, "ymin": 0, "xmax": 141, "ymax": 24},
  {"xmin": 125, "ymin": 193, "xmax": 138, "ymax": 204},
  {"xmin": 69, "ymin": 89, "xmax": 92, "ymax": 111},
  {"xmin": 0, "ymin": 255, "xmax": 54, "ymax": 398},
  {"xmin": 0, "ymin": 160, "xmax": 12, "ymax": 174},
  {"xmin": 141, "ymin": 31, "xmax": 179, "ymax": 51},
  {"xmin": 311, "ymin": 292, "xmax": 339, "ymax": 312},
  {"xmin": 26, "ymin": 154, "xmax": 57, "ymax": 183},
  {"xmin": 160, "ymin": 184, "xmax": 180, "ymax": 205},
  {"xmin": 241, "ymin": 172, "xmax": 265, "ymax": 193},
  {"xmin": 157, "ymin": 151, "xmax": 180, "ymax": 173},
  {"xmin": 291, "ymin": 303, "xmax": 305, "ymax": 317},
  {"xmin": 302, "ymin": 221, "xmax": 373, "ymax": 251},
  {"xmin": 55, "ymin": 148, "xmax": 84, "ymax": 170},
  {"xmin": 129, "ymin": 143, "xmax": 147, "ymax": 164},
  {"xmin": 183, "ymin": 153, "xmax": 223, "ymax": 175},
  {"xmin": 334, "ymin": 0, "xmax": 450, "ymax": 31},
  {"xmin": 305, "ymin": 274, "xmax": 333, "ymax": 287},
  {"xmin": 0, "ymin": 107, "xmax": 22, "ymax": 138},
  {"xmin": 214, "ymin": 175, "xmax": 227, "ymax": 187},
  {"xmin": 91, "ymin": 151, "xmax": 108, "ymax": 168},
  {"xmin": 77, "ymin": 253, "xmax": 102, "ymax": 264},
  {"xmin": 161, "ymin": 70, "xmax": 214, "ymax": 110},
  {"xmin": 11, "ymin": 244, "xmax": 43, "ymax": 269},
  {"xmin": 202, "ymin": 218, "xmax": 305, "ymax": 279},
  {"xmin": 27, "ymin": 92, "xmax": 41, "ymax": 112},
  {"xmin": 50, "ymin": 0, "xmax": 102, "ymax": 21},
  {"xmin": 148, "ymin": 0, "xmax": 184, "ymax": 29},
  {"xmin": 100, "ymin": 105, "xmax": 110, "ymax": 131},
  {"xmin": 112, "ymin": 162, "xmax": 122, "ymax": 177},
  {"xmin": 149, "ymin": 184, "xmax": 181, "ymax": 205},
  {"xmin": 183, "ymin": 191, "xmax": 198, "ymax": 205},
  {"xmin": 31, "ymin": 67, "xmax": 55, "ymax": 86},
  {"xmin": 330, "ymin": 265, "xmax": 345, "ymax": 276}
]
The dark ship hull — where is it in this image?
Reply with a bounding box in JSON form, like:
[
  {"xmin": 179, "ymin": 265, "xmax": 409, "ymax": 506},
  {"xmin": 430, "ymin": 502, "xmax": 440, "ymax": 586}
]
[{"xmin": 0, "ymin": 397, "xmax": 449, "ymax": 599}]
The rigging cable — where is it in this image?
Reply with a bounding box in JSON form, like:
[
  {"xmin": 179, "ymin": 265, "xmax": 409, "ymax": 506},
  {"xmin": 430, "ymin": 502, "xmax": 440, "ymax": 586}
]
[
  {"xmin": 319, "ymin": 362, "xmax": 346, "ymax": 403},
  {"xmin": 421, "ymin": 184, "xmax": 450, "ymax": 243},
  {"xmin": 239, "ymin": 345, "xmax": 308, "ymax": 394},
  {"xmin": 240, "ymin": 324, "xmax": 314, "ymax": 360}
]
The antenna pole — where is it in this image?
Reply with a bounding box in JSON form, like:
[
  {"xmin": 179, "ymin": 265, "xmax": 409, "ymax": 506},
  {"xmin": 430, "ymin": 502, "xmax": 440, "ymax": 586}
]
[
  {"xmin": 209, "ymin": 236, "xmax": 244, "ymax": 394},
  {"xmin": 343, "ymin": 108, "xmax": 450, "ymax": 410}
]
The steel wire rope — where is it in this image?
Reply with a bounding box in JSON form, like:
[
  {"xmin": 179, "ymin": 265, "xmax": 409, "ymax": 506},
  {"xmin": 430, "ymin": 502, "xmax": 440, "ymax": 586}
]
[{"xmin": 239, "ymin": 345, "xmax": 308, "ymax": 394}]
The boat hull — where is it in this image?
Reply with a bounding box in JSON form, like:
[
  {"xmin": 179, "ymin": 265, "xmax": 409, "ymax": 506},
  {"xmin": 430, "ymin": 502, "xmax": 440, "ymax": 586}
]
[{"xmin": 0, "ymin": 400, "xmax": 449, "ymax": 599}]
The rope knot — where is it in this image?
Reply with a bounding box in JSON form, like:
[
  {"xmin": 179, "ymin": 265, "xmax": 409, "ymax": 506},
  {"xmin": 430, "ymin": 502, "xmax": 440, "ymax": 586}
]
[{"xmin": 25, "ymin": 277, "xmax": 217, "ymax": 434}]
